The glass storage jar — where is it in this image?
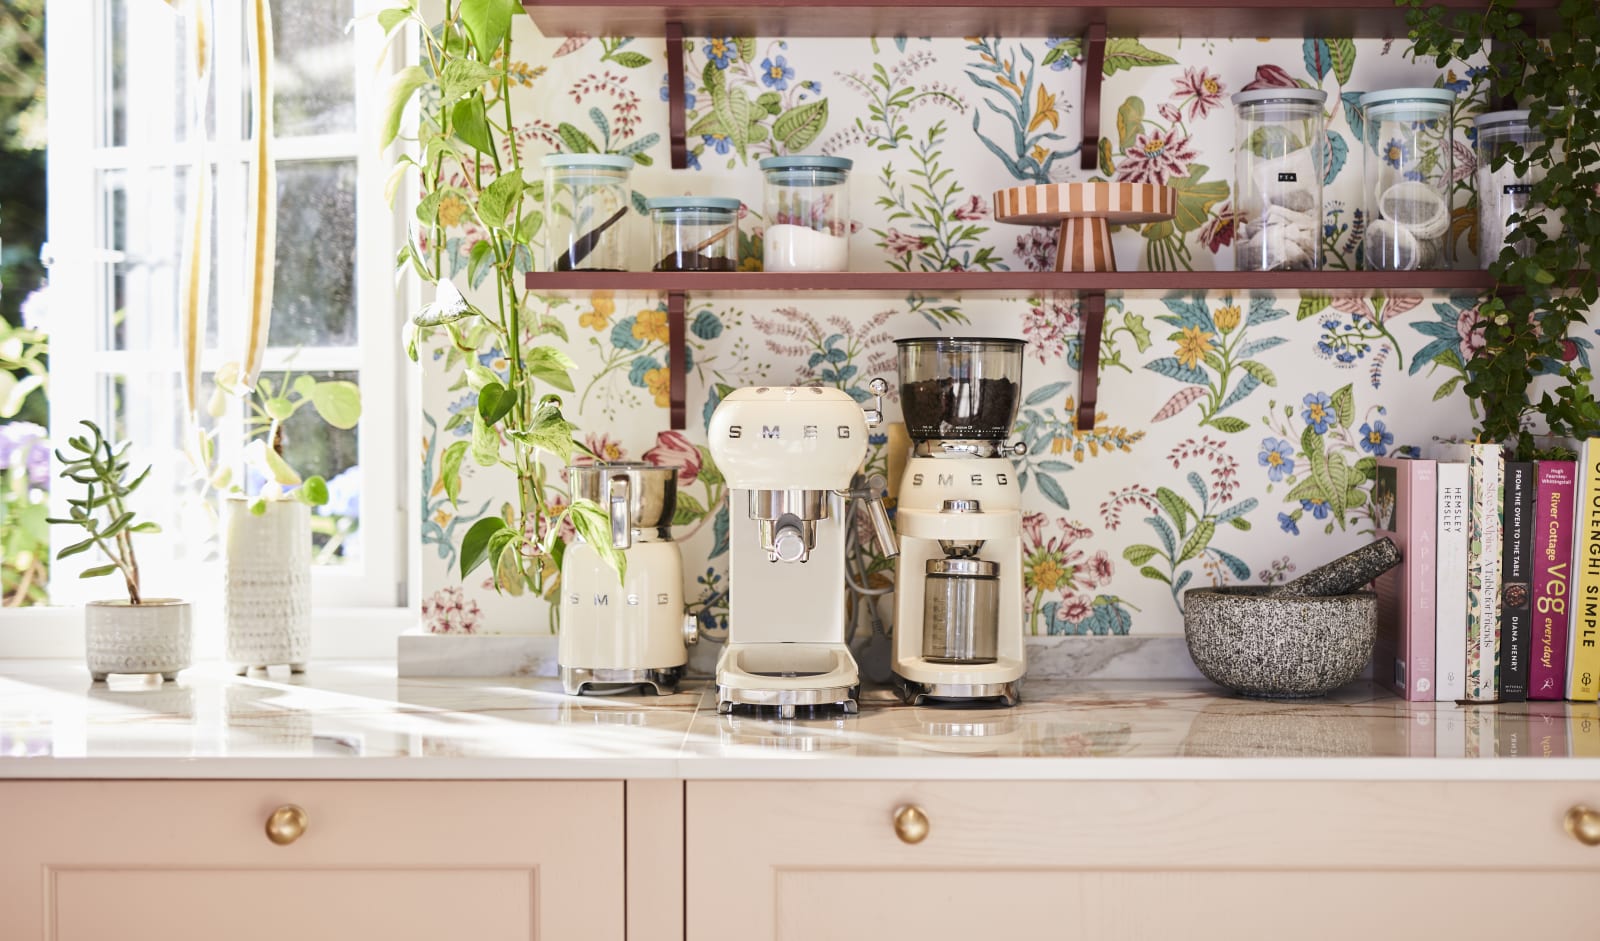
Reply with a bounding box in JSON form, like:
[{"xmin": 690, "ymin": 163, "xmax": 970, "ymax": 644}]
[
  {"xmin": 759, "ymin": 155, "xmax": 852, "ymax": 272},
  {"xmin": 647, "ymin": 196, "xmax": 740, "ymax": 272},
  {"xmin": 1360, "ymin": 88, "xmax": 1457, "ymax": 270},
  {"xmin": 1232, "ymin": 88, "xmax": 1328, "ymax": 271},
  {"xmin": 1473, "ymin": 110, "xmax": 1548, "ymax": 266},
  {"xmin": 542, "ymin": 153, "xmax": 633, "ymax": 272}
]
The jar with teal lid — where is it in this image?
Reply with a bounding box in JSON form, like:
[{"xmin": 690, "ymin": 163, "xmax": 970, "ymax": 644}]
[
  {"xmin": 1231, "ymin": 87, "xmax": 1328, "ymax": 271},
  {"xmin": 647, "ymin": 196, "xmax": 741, "ymax": 272},
  {"xmin": 542, "ymin": 153, "xmax": 633, "ymax": 271},
  {"xmin": 1359, "ymin": 88, "xmax": 1456, "ymax": 270},
  {"xmin": 759, "ymin": 155, "xmax": 852, "ymax": 272}
]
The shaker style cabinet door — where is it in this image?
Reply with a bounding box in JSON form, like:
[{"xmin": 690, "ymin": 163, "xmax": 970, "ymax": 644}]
[
  {"xmin": 686, "ymin": 780, "xmax": 1600, "ymax": 941},
  {"xmin": 0, "ymin": 781, "xmax": 624, "ymax": 941}
]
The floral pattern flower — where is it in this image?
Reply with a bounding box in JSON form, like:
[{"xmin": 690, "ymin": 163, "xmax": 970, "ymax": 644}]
[
  {"xmin": 702, "ymin": 131, "xmax": 732, "ymax": 155},
  {"xmin": 1278, "ymin": 512, "xmax": 1300, "ymax": 535},
  {"xmin": 704, "ymin": 37, "xmax": 736, "ymax": 69},
  {"xmin": 422, "ymin": 587, "xmax": 482, "ymax": 635},
  {"xmin": 633, "ymin": 308, "xmax": 670, "ymax": 344},
  {"xmin": 1258, "ymin": 437, "xmax": 1296, "ymax": 482},
  {"xmin": 643, "ymin": 367, "xmax": 671, "ymax": 408},
  {"xmin": 1174, "ymin": 324, "xmax": 1216, "ymax": 369},
  {"xmin": 882, "ymin": 228, "xmax": 925, "ymax": 258},
  {"xmin": 1358, "ymin": 420, "xmax": 1393, "ymax": 456},
  {"xmin": 1302, "ymin": 392, "xmax": 1334, "ymax": 434},
  {"xmin": 1171, "ymin": 66, "xmax": 1225, "ymax": 120},
  {"xmin": 1114, "ymin": 127, "xmax": 1197, "ymax": 186},
  {"xmin": 578, "ymin": 292, "xmax": 616, "ymax": 331},
  {"xmin": 1212, "ymin": 304, "xmax": 1241, "ymax": 333},
  {"xmin": 1300, "ymin": 497, "xmax": 1332, "ymax": 520},
  {"xmin": 1381, "ymin": 137, "xmax": 1411, "ymax": 169},
  {"xmin": 760, "ymin": 55, "xmax": 794, "ymax": 90},
  {"xmin": 643, "ymin": 430, "xmax": 703, "ymax": 485},
  {"xmin": 1198, "ymin": 202, "xmax": 1239, "ymax": 253}
]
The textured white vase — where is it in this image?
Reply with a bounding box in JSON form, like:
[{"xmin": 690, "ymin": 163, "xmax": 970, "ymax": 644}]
[
  {"xmin": 225, "ymin": 499, "xmax": 312, "ymax": 673},
  {"xmin": 85, "ymin": 598, "xmax": 192, "ymax": 682}
]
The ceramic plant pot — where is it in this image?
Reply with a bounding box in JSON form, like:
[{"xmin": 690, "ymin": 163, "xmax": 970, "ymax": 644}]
[
  {"xmin": 224, "ymin": 499, "xmax": 312, "ymax": 673},
  {"xmin": 1183, "ymin": 586, "xmax": 1376, "ymax": 698},
  {"xmin": 85, "ymin": 598, "xmax": 192, "ymax": 682}
]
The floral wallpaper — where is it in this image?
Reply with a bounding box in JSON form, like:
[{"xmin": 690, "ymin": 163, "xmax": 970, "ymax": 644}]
[{"xmin": 413, "ymin": 21, "xmax": 1597, "ymax": 670}]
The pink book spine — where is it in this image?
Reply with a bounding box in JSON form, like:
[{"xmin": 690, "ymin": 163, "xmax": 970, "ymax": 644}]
[
  {"xmin": 1404, "ymin": 461, "xmax": 1438, "ymax": 701},
  {"xmin": 1530, "ymin": 461, "xmax": 1577, "ymax": 699}
]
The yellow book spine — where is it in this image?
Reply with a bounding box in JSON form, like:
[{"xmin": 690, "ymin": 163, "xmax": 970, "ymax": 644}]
[
  {"xmin": 1568, "ymin": 703, "xmax": 1600, "ymax": 756},
  {"xmin": 1568, "ymin": 439, "xmax": 1600, "ymax": 701}
]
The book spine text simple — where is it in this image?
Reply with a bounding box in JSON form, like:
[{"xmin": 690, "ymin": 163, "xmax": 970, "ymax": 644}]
[{"xmin": 1568, "ymin": 439, "xmax": 1600, "ymax": 701}]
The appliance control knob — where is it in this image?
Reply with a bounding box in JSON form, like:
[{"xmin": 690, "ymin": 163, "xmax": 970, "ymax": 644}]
[
  {"xmin": 682, "ymin": 614, "xmax": 701, "ymax": 646},
  {"xmin": 771, "ymin": 527, "xmax": 809, "ymax": 563},
  {"xmin": 265, "ymin": 804, "xmax": 308, "ymax": 846},
  {"xmin": 892, "ymin": 805, "xmax": 929, "ymax": 845}
]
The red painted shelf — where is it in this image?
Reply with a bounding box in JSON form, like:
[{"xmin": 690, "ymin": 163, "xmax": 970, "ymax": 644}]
[
  {"xmin": 525, "ymin": 269, "xmax": 1498, "ymax": 299},
  {"xmin": 521, "ymin": 0, "xmax": 1554, "ymax": 40}
]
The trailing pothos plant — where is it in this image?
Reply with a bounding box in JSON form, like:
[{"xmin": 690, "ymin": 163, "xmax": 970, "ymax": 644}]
[
  {"xmin": 379, "ymin": 0, "xmax": 625, "ymax": 597},
  {"xmin": 1403, "ymin": 0, "xmax": 1600, "ymax": 455}
]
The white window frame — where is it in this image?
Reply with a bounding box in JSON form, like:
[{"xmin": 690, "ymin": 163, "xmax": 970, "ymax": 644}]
[{"xmin": 3, "ymin": 0, "xmax": 419, "ymax": 655}]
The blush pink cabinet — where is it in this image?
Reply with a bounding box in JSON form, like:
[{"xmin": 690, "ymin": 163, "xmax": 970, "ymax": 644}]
[
  {"xmin": 686, "ymin": 780, "xmax": 1600, "ymax": 941},
  {"xmin": 0, "ymin": 781, "xmax": 625, "ymax": 941}
]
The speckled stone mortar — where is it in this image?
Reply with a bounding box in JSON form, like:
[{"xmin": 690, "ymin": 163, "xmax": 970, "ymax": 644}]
[{"xmin": 1182, "ymin": 586, "xmax": 1375, "ymax": 698}]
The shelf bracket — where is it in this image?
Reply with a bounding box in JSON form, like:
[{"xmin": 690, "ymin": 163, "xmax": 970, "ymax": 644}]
[
  {"xmin": 1076, "ymin": 290, "xmax": 1106, "ymax": 431},
  {"xmin": 667, "ymin": 22, "xmax": 687, "ymax": 170},
  {"xmin": 1079, "ymin": 22, "xmax": 1107, "ymax": 172},
  {"xmin": 667, "ymin": 289, "xmax": 687, "ymax": 430}
]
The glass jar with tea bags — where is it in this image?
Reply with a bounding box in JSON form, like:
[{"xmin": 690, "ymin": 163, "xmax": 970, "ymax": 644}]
[
  {"xmin": 1232, "ymin": 87, "xmax": 1328, "ymax": 271},
  {"xmin": 1359, "ymin": 88, "xmax": 1456, "ymax": 270}
]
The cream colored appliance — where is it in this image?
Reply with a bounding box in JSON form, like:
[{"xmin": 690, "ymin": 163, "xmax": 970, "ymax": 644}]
[
  {"xmin": 706, "ymin": 383, "xmax": 896, "ymax": 717},
  {"xmin": 559, "ymin": 463, "xmax": 697, "ymax": 695},
  {"xmin": 892, "ymin": 337, "xmax": 1026, "ymax": 706}
]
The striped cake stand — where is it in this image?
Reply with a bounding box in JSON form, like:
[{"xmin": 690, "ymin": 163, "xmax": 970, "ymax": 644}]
[{"xmin": 992, "ymin": 182, "xmax": 1176, "ymax": 272}]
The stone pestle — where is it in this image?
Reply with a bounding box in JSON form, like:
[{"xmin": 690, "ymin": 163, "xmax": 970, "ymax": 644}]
[{"xmin": 1264, "ymin": 537, "xmax": 1403, "ymax": 597}]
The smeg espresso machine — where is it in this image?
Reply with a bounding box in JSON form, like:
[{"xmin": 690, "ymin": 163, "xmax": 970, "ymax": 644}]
[
  {"xmin": 707, "ymin": 383, "xmax": 896, "ymax": 717},
  {"xmin": 892, "ymin": 337, "xmax": 1027, "ymax": 706}
]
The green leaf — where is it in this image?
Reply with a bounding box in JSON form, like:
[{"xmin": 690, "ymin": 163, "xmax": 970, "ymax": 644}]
[
  {"xmin": 310, "ymin": 381, "xmax": 363, "ymax": 429},
  {"xmin": 1330, "ymin": 383, "xmax": 1355, "ymax": 429},
  {"xmin": 608, "ymin": 51, "xmax": 652, "ymax": 68},
  {"xmin": 1115, "ymin": 96, "xmax": 1144, "ymax": 150},
  {"xmin": 1238, "ymin": 360, "xmax": 1277, "ymax": 387},
  {"xmin": 557, "ymin": 122, "xmax": 598, "ymax": 154},
  {"xmin": 478, "ymin": 169, "xmax": 526, "ymax": 227},
  {"xmin": 1207, "ymin": 416, "xmax": 1251, "ymax": 433},
  {"xmin": 734, "ymin": 37, "xmax": 756, "ymax": 65},
  {"xmin": 1155, "ymin": 486, "xmax": 1191, "ymax": 536},
  {"xmin": 1229, "ymin": 517, "xmax": 1251, "ymax": 531},
  {"xmin": 1101, "ymin": 37, "xmax": 1177, "ymax": 75},
  {"xmin": 477, "ymin": 381, "xmax": 516, "ymax": 425},
  {"xmin": 440, "ymin": 439, "xmax": 469, "ymax": 507},
  {"xmin": 459, "ymin": 516, "xmax": 509, "ymax": 579},
  {"xmin": 1139, "ymin": 565, "xmax": 1171, "ymax": 585},
  {"xmin": 1123, "ymin": 543, "xmax": 1161, "ymax": 566},
  {"xmin": 264, "ymin": 396, "xmax": 296, "ymax": 421},
  {"xmin": 1168, "ymin": 163, "xmax": 1229, "ymax": 234},
  {"xmin": 772, "ymin": 99, "xmax": 828, "ymax": 152},
  {"xmin": 1123, "ymin": 313, "xmax": 1152, "ymax": 352},
  {"xmin": 1328, "ymin": 37, "xmax": 1357, "ymax": 85},
  {"xmin": 80, "ymin": 564, "xmax": 120, "ymax": 580},
  {"xmin": 457, "ymin": 0, "xmax": 515, "ymax": 60},
  {"xmin": 129, "ymin": 522, "xmax": 162, "ymax": 534},
  {"xmin": 451, "ymin": 95, "xmax": 494, "ymax": 154},
  {"xmin": 439, "ymin": 58, "xmax": 500, "ymax": 102},
  {"xmin": 299, "ymin": 475, "xmax": 330, "ymax": 507},
  {"xmin": 468, "ymin": 240, "xmax": 495, "ymax": 284},
  {"xmin": 514, "ymin": 210, "xmax": 544, "ymax": 244},
  {"xmin": 511, "ymin": 400, "xmax": 580, "ymax": 462},
  {"xmin": 382, "ymin": 65, "xmax": 430, "ymax": 146},
  {"xmin": 415, "ymin": 280, "xmax": 479, "ymax": 327},
  {"xmin": 672, "ymin": 492, "xmax": 708, "ymax": 525},
  {"xmin": 56, "ymin": 537, "xmax": 97, "ymax": 560},
  {"xmin": 756, "ymin": 91, "xmax": 783, "ymax": 115},
  {"xmin": 471, "ymin": 410, "xmax": 500, "ymax": 466},
  {"xmin": 377, "ymin": 6, "xmax": 412, "ymax": 36},
  {"xmin": 1042, "ymin": 37, "xmax": 1080, "ymax": 67},
  {"xmin": 1296, "ymin": 293, "xmax": 1331, "ymax": 321},
  {"xmin": 713, "ymin": 87, "xmax": 754, "ymax": 156},
  {"xmin": 1315, "ymin": 450, "xmax": 1353, "ymax": 524},
  {"xmin": 569, "ymin": 500, "xmax": 628, "ymax": 583},
  {"xmin": 1177, "ymin": 519, "xmax": 1215, "ymax": 564},
  {"xmin": 1433, "ymin": 375, "xmax": 1463, "ymax": 400}
]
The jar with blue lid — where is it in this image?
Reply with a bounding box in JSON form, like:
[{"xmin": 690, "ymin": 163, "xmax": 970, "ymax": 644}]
[
  {"xmin": 542, "ymin": 153, "xmax": 634, "ymax": 272},
  {"xmin": 647, "ymin": 196, "xmax": 741, "ymax": 272},
  {"xmin": 1359, "ymin": 88, "xmax": 1456, "ymax": 270},
  {"xmin": 759, "ymin": 155, "xmax": 852, "ymax": 272}
]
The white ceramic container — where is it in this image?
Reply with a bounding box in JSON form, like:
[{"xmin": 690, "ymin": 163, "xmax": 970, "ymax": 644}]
[
  {"xmin": 85, "ymin": 598, "xmax": 193, "ymax": 682},
  {"xmin": 224, "ymin": 499, "xmax": 312, "ymax": 673}
]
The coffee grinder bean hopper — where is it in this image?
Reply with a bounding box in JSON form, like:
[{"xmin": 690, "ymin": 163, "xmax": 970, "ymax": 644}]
[{"xmin": 892, "ymin": 337, "xmax": 1027, "ymax": 706}]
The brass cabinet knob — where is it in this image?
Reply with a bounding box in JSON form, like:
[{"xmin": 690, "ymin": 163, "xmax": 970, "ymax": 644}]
[
  {"xmin": 265, "ymin": 804, "xmax": 308, "ymax": 846},
  {"xmin": 1566, "ymin": 805, "xmax": 1600, "ymax": 846},
  {"xmin": 893, "ymin": 804, "xmax": 929, "ymax": 845}
]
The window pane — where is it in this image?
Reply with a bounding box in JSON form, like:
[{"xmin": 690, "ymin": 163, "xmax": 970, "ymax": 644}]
[
  {"xmin": 270, "ymin": 159, "xmax": 358, "ymax": 347},
  {"xmin": 102, "ymin": 166, "xmax": 181, "ymax": 352},
  {"xmin": 272, "ymin": 0, "xmax": 357, "ymax": 137},
  {"xmin": 247, "ymin": 369, "xmax": 362, "ymax": 565}
]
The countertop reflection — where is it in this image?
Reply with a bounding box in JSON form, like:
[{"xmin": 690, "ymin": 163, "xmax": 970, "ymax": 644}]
[{"xmin": 1, "ymin": 661, "xmax": 1596, "ymax": 780}]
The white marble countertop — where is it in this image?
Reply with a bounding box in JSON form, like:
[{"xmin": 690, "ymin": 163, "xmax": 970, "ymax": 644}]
[{"xmin": 2, "ymin": 661, "xmax": 1597, "ymax": 781}]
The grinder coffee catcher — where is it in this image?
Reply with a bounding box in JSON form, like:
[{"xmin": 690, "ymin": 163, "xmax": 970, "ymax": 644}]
[
  {"xmin": 707, "ymin": 383, "xmax": 897, "ymax": 717},
  {"xmin": 558, "ymin": 463, "xmax": 697, "ymax": 695},
  {"xmin": 892, "ymin": 338, "xmax": 1027, "ymax": 706}
]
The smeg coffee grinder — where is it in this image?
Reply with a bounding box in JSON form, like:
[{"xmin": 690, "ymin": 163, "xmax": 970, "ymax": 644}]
[
  {"xmin": 559, "ymin": 463, "xmax": 698, "ymax": 695},
  {"xmin": 707, "ymin": 384, "xmax": 897, "ymax": 717},
  {"xmin": 892, "ymin": 337, "xmax": 1027, "ymax": 706}
]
